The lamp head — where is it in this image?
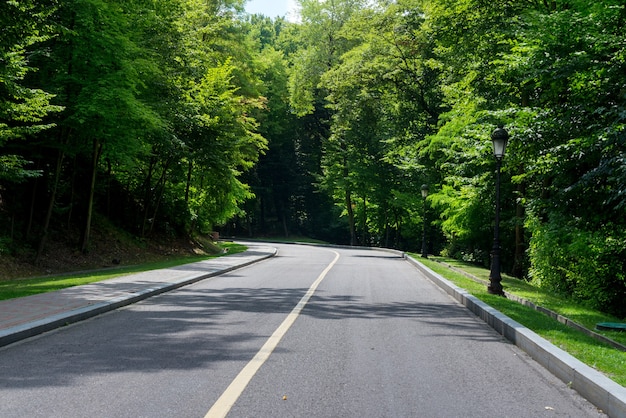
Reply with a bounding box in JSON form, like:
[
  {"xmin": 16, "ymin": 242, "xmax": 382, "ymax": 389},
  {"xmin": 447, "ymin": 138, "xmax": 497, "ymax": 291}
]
[{"xmin": 491, "ymin": 126, "xmax": 509, "ymax": 159}]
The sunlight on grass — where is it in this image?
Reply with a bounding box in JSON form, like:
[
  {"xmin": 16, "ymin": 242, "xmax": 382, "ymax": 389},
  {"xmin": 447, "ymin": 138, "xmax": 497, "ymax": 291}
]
[
  {"xmin": 0, "ymin": 242, "xmax": 246, "ymax": 301},
  {"xmin": 411, "ymin": 254, "xmax": 626, "ymax": 387}
]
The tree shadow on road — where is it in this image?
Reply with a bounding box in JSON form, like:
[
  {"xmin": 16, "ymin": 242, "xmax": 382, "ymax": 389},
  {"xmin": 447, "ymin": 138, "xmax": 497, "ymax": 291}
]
[{"xmin": 0, "ymin": 283, "xmax": 501, "ymax": 391}]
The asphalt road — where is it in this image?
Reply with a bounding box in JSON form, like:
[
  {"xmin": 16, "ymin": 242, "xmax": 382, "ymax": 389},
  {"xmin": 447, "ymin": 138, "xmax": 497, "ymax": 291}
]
[{"xmin": 0, "ymin": 244, "xmax": 605, "ymax": 417}]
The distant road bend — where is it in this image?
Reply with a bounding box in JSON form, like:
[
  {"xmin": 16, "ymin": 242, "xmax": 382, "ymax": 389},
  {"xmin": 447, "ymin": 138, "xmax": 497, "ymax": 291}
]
[{"xmin": 0, "ymin": 243, "xmax": 604, "ymax": 417}]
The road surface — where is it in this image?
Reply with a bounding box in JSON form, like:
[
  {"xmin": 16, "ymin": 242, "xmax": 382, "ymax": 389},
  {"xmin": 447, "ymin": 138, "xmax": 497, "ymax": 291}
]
[{"xmin": 0, "ymin": 244, "xmax": 604, "ymax": 417}]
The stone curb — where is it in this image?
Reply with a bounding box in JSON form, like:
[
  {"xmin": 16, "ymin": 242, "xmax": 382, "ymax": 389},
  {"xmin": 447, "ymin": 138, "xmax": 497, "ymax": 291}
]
[
  {"xmin": 0, "ymin": 248, "xmax": 276, "ymax": 348},
  {"xmin": 434, "ymin": 260, "xmax": 626, "ymax": 352},
  {"xmin": 405, "ymin": 255, "xmax": 626, "ymax": 418}
]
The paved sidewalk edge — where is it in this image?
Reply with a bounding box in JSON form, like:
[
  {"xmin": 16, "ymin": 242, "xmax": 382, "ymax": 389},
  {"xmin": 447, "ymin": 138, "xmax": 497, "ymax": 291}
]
[
  {"xmin": 405, "ymin": 255, "xmax": 626, "ymax": 418},
  {"xmin": 0, "ymin": 248, "xmax": 277, "ymax": 348}
]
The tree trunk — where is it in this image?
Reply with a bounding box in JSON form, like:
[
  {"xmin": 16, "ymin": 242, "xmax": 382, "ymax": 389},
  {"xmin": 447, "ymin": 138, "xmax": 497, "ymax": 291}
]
[
  {"xmin": 512, "ymin": 169, "xmax": 526, "ymax": 278},
  {"xmin": 105, "ymin": 158, "xmax": 112, "ymax": 217},
  {"xmin": 140, "ymin": 157, "xmax": 156, "ymax": 237},
  {"xmin": 26, "ymin": 175, "xmax": 38, "ymax": 240},
  {"xmin": 66, "ymin": 156, "xmax": 77, "ymax": 227},
  {"xmin": 346, "ymin": 189, "xmax": 357, "ymax": 246},
  {"xmin": 361, "ymin": 197, "xmax": 368, "ymax": 246},
  {"xmin": 282, "ymin": 208, "xmax": 289, "ymax": 238},
  {"xmin": 383, "ymin": 207, "xmax": 390, "ymax": 248},
  {"xmin": 80, "ymin": 138, "xmax": 102, "ymax": 253},
  {"xmin": 36, "ymin": 148, "xmax": 65, "ymax": 263},
  {"xmin": 148, "ymin": 159, "xmax": 170, "ymax": 236},
  {"xmin": 342, "ymin": 150, "xmax": 357, "ymax": 246},
  {"xmin": 185, "ymin": 160, "xmax": 193, "ymax": 202}
]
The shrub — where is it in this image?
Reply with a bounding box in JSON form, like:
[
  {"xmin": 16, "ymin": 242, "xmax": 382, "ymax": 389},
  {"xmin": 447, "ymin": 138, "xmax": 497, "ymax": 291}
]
[{"xmin": 527, "ymin": 214, "xmax": 626, "ymax": 318}]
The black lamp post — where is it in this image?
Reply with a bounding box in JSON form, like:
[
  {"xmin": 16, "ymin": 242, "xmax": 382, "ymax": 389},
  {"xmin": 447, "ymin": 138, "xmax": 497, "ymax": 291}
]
[
  {"xmin": 488, "ymin": 126, "xmax": 509, "ymax": 295},
  {"xmin": 421, "ymin": 184, "xmax": 429, "ymax": 258}
]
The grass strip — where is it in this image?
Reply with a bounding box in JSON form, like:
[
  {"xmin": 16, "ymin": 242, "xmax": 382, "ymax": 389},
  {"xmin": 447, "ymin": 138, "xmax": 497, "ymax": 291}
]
[
  {"xmin": 0, "ymin": 242, "xmax": 246, "ymax": 301},
  {"xmin": 412, "ymin": 255, "xmax": 626, "ymax": 387}
]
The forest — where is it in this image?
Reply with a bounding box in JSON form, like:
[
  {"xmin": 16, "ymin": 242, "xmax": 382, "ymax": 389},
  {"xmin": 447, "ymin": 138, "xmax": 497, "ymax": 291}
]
[{"xmin": 1, "ymin": 0, "xmax": 624, "ymax": 317}]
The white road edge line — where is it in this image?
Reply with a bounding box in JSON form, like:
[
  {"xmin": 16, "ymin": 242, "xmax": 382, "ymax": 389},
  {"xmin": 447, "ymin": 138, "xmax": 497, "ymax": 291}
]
[{"xmin": 204, "ymin": 250, "xmax": 341, "ymax": 418}]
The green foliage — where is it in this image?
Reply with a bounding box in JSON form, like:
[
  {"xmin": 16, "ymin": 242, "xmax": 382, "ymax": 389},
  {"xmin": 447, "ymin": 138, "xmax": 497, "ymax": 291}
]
[
  {"xmin": 430, "ymin": 184, "xmax": 489, "ymax": 262},
  {"xmin": 0, "ymin": 155, "xmax": 42, "ymax": 182},
  {"xmin": 527, "ymin": 213, "xmax": 626, "ymax": 318},
  {"xmin": 1, "ymin": 0, "xmax": 625, "ymax": 318},
  {"xmin": 0, "ymin": 0, "xmax": 268, "ymax": 254},
  {"xmin": 174, "ymin": 58, "xmax": 266, "ymax": 232},
  {"xmin": 0, "ymin": 0, "xmax": 63, "ymax": 183},
  {"xmin": 288, "ymin": 0, "xmax": 367, "ymax": 116},
  {"xmin": 305, "ymin": 0, "xmax": 446, "ymax": 248}
]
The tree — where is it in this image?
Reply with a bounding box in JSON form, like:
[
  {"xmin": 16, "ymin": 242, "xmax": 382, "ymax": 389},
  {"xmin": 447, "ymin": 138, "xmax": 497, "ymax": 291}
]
[
  {"xmin": 1, "ymin": 0, "xmax": 268, "ymax": 258},
  {"xmin": 317, "ymin": 0, "xmax": 444, "ymax": 248},
  {"xmin": 41, "ymin": 0, "xmax": 164, "ymax": 252},
  {"xmin": 502, "ymin": 0, "xmax": 626, "ymax": 313},
  {"xmin": 0, "ymin": 1, "xmax": 61, "ymax": 195},
  {"xmin": 0, "ymin": 0, "xmax": 64, "ymax": 255}
]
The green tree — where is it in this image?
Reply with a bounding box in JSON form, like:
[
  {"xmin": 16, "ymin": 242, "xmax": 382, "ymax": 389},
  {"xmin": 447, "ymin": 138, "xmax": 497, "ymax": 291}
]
[
  {"xmin": 504, "ymin": 0, "xmax": 626, "ymax": 313},
  {"xmin": 43, "ymin": 0, "xmax": 164, "ymax": 252},
  {"xmin": 318, "ymin": 0, "xmax": 444, "ymax": 248},
  {"xmin": 416, "ymin": 0, "xmax": 521, "ymax": 266},
  {"xmin": 1, "ymin": 0, "xmax": 268, "ymax": 257},
  {"xmin": 0, "ymin": 1, "xmax": 62, "ymax": 188}
]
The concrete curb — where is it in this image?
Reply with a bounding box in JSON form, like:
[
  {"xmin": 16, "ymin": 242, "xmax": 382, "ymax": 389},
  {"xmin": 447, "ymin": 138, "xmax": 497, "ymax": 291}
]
[
  {"xmin": 434, "ymin": 260, "xmax": 626, "ymax": 351},
  {"xmin": 405, "ymin": 255, "xmax": 626, "ymax": 418},
  {"xmin": 0, "ymin": 247, "xmax": 276, "ymax": 348}
]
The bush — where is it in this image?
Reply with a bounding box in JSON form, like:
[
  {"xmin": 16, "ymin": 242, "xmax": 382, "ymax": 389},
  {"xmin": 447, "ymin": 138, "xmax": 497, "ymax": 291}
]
[{"xmin": 527, "ymin": 214, "xmax": 626, "ymax": 318}]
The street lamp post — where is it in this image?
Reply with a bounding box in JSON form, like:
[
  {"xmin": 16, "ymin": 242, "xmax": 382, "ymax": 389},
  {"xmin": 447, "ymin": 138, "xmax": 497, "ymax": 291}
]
[
  {"xmin": 488, "ymin": 126, "xmax": 509, "ymax": 295},
  {"xmin": 421, "ymin": 184, "xmax": 429, "ymax": 258}
]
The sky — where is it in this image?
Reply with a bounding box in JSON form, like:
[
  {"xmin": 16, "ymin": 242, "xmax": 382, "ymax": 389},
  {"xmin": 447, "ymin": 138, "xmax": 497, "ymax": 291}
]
[{"xmin": 244, "ymin": 0, "xmax": 299, "ymax": 21}]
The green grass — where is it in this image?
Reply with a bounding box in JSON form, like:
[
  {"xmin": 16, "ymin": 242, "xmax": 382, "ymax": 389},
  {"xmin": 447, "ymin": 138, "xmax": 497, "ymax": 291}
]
[
  {"xmin": 0, "ymin": 242, "xmax": 246, "ymax": 301},
  {"xmin": 412, "ymin": 254, "xmax": 626, "ymax": 386}
]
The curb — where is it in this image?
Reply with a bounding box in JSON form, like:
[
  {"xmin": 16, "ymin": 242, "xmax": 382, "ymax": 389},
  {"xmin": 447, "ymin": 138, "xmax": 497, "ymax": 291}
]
[
  {"xmin": 434, "ymin": 260, "xmax": 626, "ymax": 352},
  {"xmin": 0, "ymin": 248, "xmax": 276, "ymax": 348},
  {"xmin": 405, "ymin": 255, "xmax": 626, "ymax": 418}
]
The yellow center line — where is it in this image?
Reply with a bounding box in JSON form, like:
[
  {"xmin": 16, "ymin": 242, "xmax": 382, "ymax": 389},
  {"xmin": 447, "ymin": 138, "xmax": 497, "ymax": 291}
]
[{"xmin": 204, "ymin": 250, "xmax": 341, "ymax": 418}]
